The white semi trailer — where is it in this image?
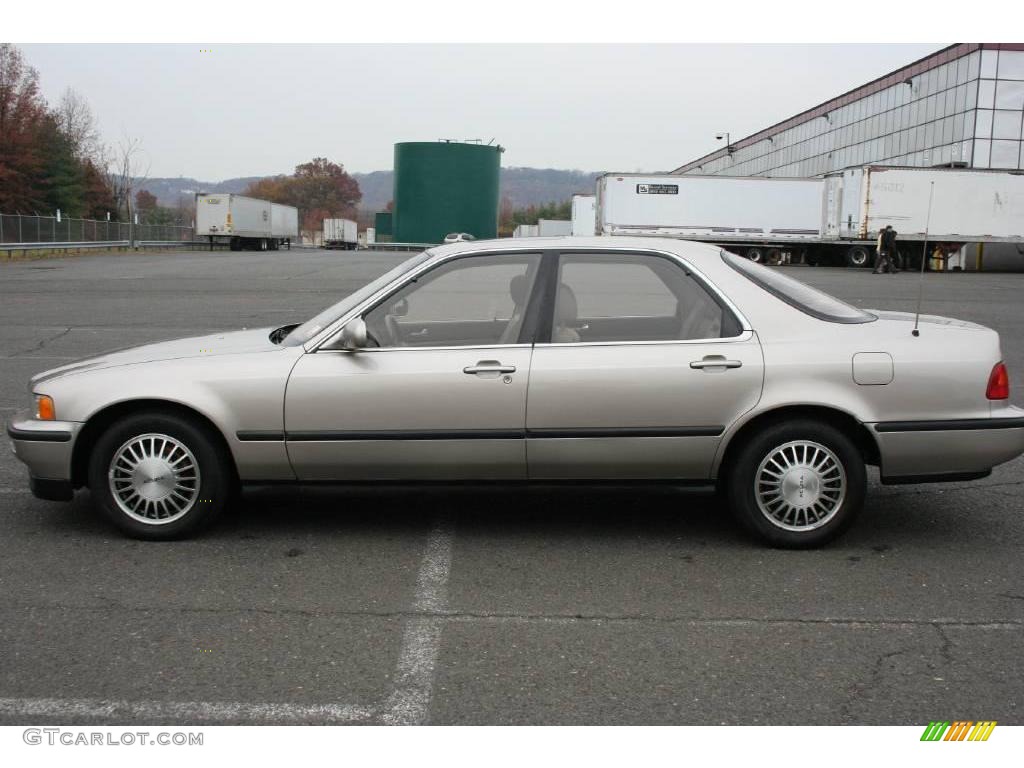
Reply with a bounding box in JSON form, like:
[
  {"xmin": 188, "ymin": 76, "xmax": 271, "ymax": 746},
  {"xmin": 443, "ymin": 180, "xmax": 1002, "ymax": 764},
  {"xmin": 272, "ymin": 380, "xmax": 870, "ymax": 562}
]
[
  {"xmin": 195, "ymin": 193, "xmax": 297, "ymax": 251},
  {"xmin": 322, "ymin": 218, "xmax": 358, "ymax": 250},
  {"xmin": 571, "ymin": 194, "xmax": 596, "ymax": 236},
  {"xmin": 537, "ymin": 219, "xmax": 572, "ymax": 237},
  {"xmin": 597, "ymin": 169, "xmax": 1024, "ymax": 269}
]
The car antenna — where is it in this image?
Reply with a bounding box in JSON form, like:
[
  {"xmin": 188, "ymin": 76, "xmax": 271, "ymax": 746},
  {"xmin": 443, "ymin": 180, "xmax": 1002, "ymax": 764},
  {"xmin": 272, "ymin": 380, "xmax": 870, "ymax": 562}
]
[{"xmin": 911, "ymin": 181, "xmax": 935, "ymax": 338}]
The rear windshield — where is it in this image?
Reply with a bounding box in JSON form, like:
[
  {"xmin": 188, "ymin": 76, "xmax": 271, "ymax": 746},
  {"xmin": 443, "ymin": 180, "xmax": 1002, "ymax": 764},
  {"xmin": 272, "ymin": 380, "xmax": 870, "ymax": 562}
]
[{"xmin": 721, "ymin": 252, "xmax": 876, "ymax": 324}]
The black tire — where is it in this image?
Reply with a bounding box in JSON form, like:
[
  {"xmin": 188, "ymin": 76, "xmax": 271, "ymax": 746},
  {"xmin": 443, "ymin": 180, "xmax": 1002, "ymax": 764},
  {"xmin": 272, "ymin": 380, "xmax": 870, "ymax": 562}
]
[
  {"xmin": 726, "ymin": 419, "xmax": 866, "ymax": 548},
  {"xmin": 88, "ymin": 412, "xmax": 233, "ymax": 540},
  {"xmin": 845, "ymin": 245, "xmax": 871, "ymax": 268},
  {"xmin": 766, "ymin": 248, "xmax": 782, "ymax": 266}
]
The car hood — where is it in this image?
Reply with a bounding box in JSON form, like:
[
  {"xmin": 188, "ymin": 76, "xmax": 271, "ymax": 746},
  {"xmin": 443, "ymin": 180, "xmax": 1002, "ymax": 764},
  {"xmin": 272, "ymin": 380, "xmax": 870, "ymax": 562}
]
[{"xmin": 30, "ymin": 327, "xmax": 281, "ymax": 387}]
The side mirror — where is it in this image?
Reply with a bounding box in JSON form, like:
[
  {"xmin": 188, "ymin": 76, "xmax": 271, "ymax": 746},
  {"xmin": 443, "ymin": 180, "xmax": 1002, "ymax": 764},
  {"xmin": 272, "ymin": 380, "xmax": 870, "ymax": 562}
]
[{"xmin": 339, "ymin": 318, "xmax": 368, "ymax": 350}]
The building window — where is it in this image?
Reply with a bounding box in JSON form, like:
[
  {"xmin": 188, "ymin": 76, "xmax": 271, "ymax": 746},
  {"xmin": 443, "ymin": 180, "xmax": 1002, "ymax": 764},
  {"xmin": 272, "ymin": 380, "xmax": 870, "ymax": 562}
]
[
  {"xmin": 979, "ymin": 79, "xmax": 996, "ymax": 109},
  {"xmin": 992, "ymin": 110, "xmax": 1023, "ymax": 140},
  {"xmin": 974, "ymin": 139, "xmax": 991, "ymax": 168},
  {"xmin": 981, "ymin": 49, "xmax": 998, "ymax": 79},
  {"xmin": 989, "ymin": 140, "xmax": 1021, "ymax": 169},
  {"xmin": 997, "ymin": 50, "xmax": 1024, "ymax": 80},
  {"xmin": 976, "ymin": 109, "xmax": 994, "ymax": 139},
  {"xmin": 994, "ymin": 80, "xmax": 1024, "ymax": 111}
]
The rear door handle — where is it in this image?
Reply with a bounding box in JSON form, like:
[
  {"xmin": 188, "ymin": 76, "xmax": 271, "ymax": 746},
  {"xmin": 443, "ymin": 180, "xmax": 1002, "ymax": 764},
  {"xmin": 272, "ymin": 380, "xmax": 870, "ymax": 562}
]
[
  {"xmin": 464, "ymin": 360, "xmax": 516, "ymax": 375},
  {"xmin": 690, "ymin": 356, "xmax": 742, "ymax": 370}
]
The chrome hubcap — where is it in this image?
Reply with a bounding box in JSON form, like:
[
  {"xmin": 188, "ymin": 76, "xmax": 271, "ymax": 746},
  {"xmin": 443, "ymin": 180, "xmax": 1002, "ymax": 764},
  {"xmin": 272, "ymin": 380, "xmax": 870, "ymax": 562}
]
[
  {"xmin": 755, "ymin": 440, "xmax": 846, "ymax": 531},
  {"xmin": 108, "ymin": 433, "xmax": 200, "ymax": 524}
]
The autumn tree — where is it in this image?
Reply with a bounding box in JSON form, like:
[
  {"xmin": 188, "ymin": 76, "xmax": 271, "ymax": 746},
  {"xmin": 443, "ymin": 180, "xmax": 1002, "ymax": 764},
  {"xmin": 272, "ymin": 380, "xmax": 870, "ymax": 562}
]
[
  {"xmin": 0, "ymin": 43, "xmax": 48, "ymax": 212},
  {"xmin": 244, "ymin": 158, "xmax": 361, "ymax": 235},
  {"xmin": 244, "ymin": 175, "xmax": 291, "ymax": 204},
  {"xmin": 0, "ymin": 45, "xmax": 118, "ymax": 220},
  {"xmin": 290, "ymin": 157, "xmax": 361, "ymax": 219},
  {"xmin": 81, "ymin": 159, "xmax": 116, "ymax": 219},
  {"xmin": 135, "ymin": 189, "xmax": 158, "ymax": 212}
]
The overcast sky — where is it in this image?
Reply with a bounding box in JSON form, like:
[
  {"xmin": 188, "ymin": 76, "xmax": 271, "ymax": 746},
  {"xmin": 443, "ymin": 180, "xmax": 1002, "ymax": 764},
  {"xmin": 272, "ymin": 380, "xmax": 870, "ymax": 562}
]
[{"xmin": 23, "ymin": 44, "xmax": 940, "ymax": 180}]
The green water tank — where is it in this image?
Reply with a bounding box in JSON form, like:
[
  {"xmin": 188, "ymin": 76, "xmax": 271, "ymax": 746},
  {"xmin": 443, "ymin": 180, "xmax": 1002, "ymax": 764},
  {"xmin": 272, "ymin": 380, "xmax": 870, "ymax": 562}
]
[
  {"xmin": 393, "ymin": 142, "xmax": 501, "ymax": 243},
  {"xmin": 374, "ymin": 211, "xmax": 393, "ymax": 237}
]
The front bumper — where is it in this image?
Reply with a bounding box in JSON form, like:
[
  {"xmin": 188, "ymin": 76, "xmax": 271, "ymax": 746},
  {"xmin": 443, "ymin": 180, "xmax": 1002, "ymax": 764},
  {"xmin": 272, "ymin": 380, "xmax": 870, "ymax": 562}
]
[
  {"xmin": 6, "ymin": 412, "xmax": 82, "ymax": 500},
  {"xmin": 874, "ymin": 408, "xmax": 1024, "ymax": 482}
]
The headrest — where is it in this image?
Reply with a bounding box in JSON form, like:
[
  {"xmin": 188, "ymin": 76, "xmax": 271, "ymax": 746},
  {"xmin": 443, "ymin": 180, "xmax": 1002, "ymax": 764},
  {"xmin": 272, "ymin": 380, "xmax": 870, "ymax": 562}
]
[{"xmin": 555, "ymin": 283, "xmax": 577, "ymax": 323}]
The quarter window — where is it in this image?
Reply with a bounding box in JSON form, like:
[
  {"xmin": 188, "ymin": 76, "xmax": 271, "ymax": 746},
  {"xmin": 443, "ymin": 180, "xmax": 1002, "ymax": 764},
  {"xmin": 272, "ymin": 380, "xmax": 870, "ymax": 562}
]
[{"xmin": 549, "ymin": 253, "xmax": 741, "ymax": 343}]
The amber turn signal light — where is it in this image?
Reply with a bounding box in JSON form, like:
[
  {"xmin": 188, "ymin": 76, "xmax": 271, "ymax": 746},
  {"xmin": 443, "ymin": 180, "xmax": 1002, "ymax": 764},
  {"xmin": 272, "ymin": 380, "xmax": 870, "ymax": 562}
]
[{"xmin": 35, "ymin": 394, "xmax": 55, "ymax": 421}]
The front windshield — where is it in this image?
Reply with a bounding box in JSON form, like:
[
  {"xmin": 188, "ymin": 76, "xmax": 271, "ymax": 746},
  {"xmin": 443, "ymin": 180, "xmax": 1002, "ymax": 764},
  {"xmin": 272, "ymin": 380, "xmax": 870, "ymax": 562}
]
[{"xmin": 281, "ymin": 251, "xmax": 433, "ymax": 346}]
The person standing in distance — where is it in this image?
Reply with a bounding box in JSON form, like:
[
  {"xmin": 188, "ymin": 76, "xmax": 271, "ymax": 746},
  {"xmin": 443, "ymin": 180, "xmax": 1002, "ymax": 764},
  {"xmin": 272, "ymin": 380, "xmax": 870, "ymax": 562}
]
[{"xmin": 873, "ymin": 225, "xmax": 899, "ymax": 274}]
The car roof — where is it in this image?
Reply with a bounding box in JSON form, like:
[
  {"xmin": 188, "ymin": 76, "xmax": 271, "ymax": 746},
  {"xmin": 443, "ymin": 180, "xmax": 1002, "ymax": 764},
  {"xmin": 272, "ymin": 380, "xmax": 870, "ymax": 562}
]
[{"xmin": 426, "ymin": 236, "xmax": 725, "ymax": 260}]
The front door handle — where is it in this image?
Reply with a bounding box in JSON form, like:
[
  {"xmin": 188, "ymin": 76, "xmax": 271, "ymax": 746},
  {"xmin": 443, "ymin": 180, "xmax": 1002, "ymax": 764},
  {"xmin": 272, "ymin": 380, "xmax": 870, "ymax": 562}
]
[
  {"xmin": 463, "ymin": 360, "xmax": 516, "ymax": 375},
  {"xmin": 690, "ymin": 356, "xmax": 742, "ymax": 370}
]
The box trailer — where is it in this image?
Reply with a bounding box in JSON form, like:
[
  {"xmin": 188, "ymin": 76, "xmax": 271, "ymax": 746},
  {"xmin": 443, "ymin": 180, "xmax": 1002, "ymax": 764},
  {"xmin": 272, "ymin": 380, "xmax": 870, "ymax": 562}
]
[
  {"xmin": 597, "ymin": 169, "xmax": 1024, "ymax": 269},
  {"xmin": 571, "ymin": 195, "xmax": 596, "ymax": 236},
  {"xmin": 271, "ymin": 204, "xmax": 298, "ymax": 244},
  {"xmin": 322, "ymin": 218, "xmax": 358, "ymax": 250},
  {"xmin": 597, "ymin": 173, "xmax": 824, "ymax": 244},
  {"xmin": 537, "ymin": 219, "xmax": 572, "ymax": 237},
  {"xmin": 195, "ymin": 193, "xmax": 296, "ymax": 251},
  {"xmin": 513, "ymin": 224, "xmax": 539, "ymax": 238},
  {"xmin": 824, "ymin": 166, "xmax": 1024, "ymax": 242}
]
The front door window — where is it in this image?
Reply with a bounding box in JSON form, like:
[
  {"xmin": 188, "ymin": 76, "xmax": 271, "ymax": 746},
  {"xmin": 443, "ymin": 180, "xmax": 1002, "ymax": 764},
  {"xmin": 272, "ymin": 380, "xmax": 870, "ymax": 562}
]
[{"xmin": 364, "ymin": 254, "xmax": 542, "ymax": 348}]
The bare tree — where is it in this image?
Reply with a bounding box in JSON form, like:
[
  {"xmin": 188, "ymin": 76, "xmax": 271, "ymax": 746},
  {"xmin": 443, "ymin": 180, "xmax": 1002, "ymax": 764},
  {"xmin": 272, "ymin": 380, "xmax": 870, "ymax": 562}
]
[
  {"xmin": 55, "ymin": 87, "xmax": 102, "ymax": 164},
  {"xmin": 105, "ymin": 132, "xmax": 150, "ymax": 226}
]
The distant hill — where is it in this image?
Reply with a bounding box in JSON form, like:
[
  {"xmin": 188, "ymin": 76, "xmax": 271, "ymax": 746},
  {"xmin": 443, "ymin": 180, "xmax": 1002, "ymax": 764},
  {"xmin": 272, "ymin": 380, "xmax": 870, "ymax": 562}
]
[
  {"xmin": 140, "ymin": 176, "xmax": 263, "ymax": 205},
  {"xmin": 140, "ymin": 168, "xmax": 602, "ymax": 212}
]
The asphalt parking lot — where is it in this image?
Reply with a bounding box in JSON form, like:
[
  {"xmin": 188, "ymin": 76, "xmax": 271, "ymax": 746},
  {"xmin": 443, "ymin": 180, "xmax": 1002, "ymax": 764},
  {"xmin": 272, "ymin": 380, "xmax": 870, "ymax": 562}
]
[{"xmin": 0, "ymin": 247, "xmax": 1021, "ymax": 725}]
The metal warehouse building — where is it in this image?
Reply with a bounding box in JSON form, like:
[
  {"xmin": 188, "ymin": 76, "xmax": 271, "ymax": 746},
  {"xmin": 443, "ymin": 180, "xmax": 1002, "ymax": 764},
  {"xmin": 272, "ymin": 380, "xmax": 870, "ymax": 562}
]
[{"xmin": 674, "ymin": 43, "xmax": 1024, "ymax": 178}]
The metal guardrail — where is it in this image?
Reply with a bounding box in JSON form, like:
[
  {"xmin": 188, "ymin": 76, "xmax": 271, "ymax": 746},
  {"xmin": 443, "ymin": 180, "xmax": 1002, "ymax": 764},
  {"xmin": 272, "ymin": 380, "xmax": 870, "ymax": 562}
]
[
  {"xmin": 2, "ymin": 240, "xmax": 209, "ymax": 253},
  {"xmin": 2, "ymin": 240, "xmax": 130, "ymax": 251}
]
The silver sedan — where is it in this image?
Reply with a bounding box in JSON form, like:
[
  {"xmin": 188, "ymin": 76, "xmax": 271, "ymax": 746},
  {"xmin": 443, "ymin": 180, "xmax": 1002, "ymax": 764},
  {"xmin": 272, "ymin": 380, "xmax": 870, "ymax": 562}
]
[{"xmin": 8, "ymin": 237, "xmax": 1024, "ymax": 547}]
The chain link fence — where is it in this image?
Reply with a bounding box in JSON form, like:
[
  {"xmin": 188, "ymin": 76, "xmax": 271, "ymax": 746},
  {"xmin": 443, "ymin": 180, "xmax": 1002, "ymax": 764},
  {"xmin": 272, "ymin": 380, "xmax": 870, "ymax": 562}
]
[{"xmin": 0, "ymin": 213, "xmax": 193, "ymax": 244}]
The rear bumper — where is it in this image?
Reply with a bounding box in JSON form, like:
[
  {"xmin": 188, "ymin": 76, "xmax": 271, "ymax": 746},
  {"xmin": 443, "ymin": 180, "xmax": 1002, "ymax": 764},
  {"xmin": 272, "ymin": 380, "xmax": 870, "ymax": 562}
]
[
  {"xmin": 873, "ymin": 410, "xmax": 1024, "ymax": 481},
  {"xmin": 6, "ymin": 412, "xmax": 81, "ymax": 494}
]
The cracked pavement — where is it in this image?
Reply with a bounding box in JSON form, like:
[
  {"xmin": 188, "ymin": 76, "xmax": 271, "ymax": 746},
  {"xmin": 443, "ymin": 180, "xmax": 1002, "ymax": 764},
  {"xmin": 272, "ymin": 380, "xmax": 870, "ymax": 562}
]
[{"xmin": 0, "ymin": 249, "xmax": 1021, "ymax": 724}]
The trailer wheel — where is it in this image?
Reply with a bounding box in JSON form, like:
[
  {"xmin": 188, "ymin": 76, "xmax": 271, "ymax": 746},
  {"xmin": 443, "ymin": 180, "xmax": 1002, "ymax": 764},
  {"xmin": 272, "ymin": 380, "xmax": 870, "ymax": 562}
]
[
  {"xmin": 746, "ymin": 247, "xmax": 764, "ymax": 263},
  {"xmin": 766, "ymin": 248, "xmax": 782, "ymax": 266},
  {"xmin": 845, "ymin": 245, "xmax": 871, "ymax": 268}
]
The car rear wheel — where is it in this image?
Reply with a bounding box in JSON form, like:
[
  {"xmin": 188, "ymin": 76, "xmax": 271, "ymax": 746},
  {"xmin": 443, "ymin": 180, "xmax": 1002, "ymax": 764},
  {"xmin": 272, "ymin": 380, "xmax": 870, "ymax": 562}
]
[
  {"xmin": 727, "ymin": 420, "xmax": 866, "ymax": 548},
  {"xmin": 88, "ymin": 412, "xmax": 231, "ymax": 540}
]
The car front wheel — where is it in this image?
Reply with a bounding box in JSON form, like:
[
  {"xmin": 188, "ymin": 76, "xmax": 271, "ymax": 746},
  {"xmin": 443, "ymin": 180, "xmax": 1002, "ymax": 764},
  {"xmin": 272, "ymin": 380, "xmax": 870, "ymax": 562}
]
[
  {"xmin": 88, "ymin": 412, "xmax": 232, "ymax": 540},
  {"xmin": 727, "ymin": 420, "xmax": 866, "ymax": 548}
]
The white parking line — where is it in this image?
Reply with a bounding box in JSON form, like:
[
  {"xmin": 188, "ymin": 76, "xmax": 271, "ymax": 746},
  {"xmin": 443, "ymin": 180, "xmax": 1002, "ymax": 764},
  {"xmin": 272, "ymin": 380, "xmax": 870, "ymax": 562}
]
[
  {"xmin": 382, "ymin": 520, "xmax": 454, "ymax": 726},
  {"xmin": 0, "ymin": 520, "xmax": 456, "ymax": 726},
  {"xmin": 0, "ymin": 696, "xmax": 374, "ymax": 723}
]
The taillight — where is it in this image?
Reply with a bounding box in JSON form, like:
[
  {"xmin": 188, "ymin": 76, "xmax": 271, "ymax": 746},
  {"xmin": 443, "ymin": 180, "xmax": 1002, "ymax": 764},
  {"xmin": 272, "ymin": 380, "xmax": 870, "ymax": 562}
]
[{"xmin": 986, "ymin": 362, "xmax": 1009, "ymax": 400}]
